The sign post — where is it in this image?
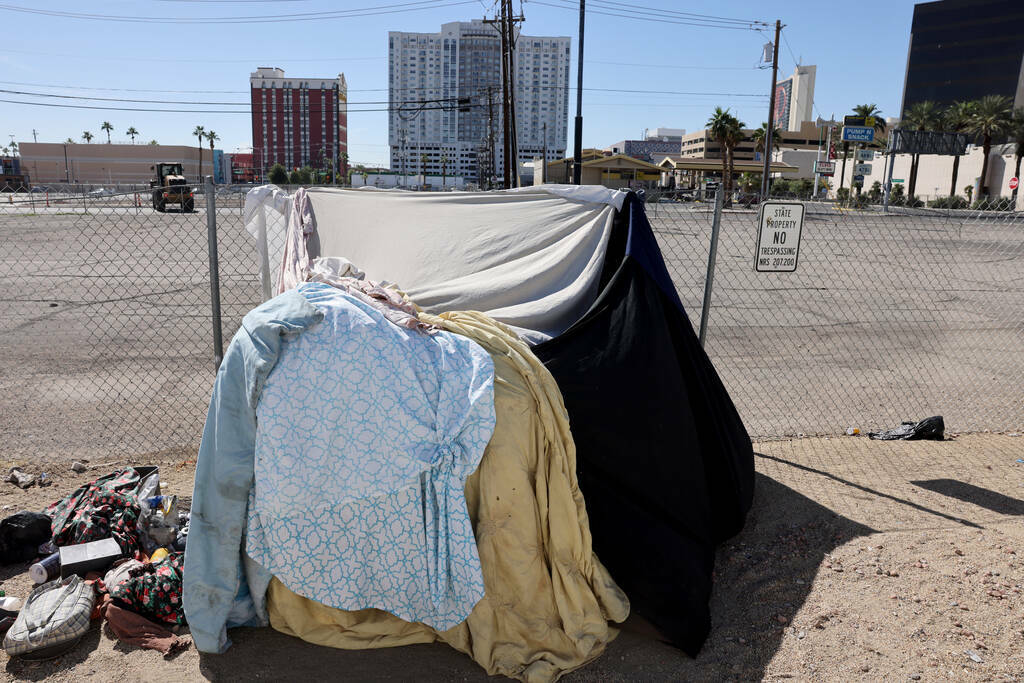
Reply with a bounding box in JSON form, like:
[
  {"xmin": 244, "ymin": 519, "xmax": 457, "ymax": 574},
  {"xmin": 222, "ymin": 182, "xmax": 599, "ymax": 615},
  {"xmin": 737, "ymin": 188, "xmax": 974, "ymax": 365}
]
[
  {"xmin": 854, "ymin": 163, "xmax": 872, "ymax": 175},
  {"xmin": 842, "ymin": 126, "xmax": 875, "ymax": 143},
  {"xmin": 813, "ymin": 160, "xmax": 835, "ymax": 176},
  {"xmin": 1010, "ymin": 177, "xmax": 1019, "ymax": 191},
  {"xmin": 755, "ymin": 201, "xmax": 805, "ymax": 272}
]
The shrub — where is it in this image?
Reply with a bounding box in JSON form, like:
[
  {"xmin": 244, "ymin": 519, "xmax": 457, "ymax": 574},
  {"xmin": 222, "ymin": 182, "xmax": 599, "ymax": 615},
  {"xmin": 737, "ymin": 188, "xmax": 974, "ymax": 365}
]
[
  {"xmin": 927, "ymin": 196, "xmax": 968, "ymax": 209},
  {"xmin": 268, "ymin": 163, "xmax": 288, "ymax": 185},
  {"xmin": 971, "ymin": 198, "xmax": 1013, "ymax": 211}
]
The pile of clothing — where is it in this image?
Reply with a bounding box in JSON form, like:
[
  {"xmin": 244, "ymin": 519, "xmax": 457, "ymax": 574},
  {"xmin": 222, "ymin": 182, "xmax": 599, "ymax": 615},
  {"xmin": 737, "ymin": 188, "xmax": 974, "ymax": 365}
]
[
  {"xmin": 187, "ymin": 185, "xmax": 755, "ymax": 681},
  {"xmin": 0, "ymin": 468, "xmax": 191, "ymax": 659}
]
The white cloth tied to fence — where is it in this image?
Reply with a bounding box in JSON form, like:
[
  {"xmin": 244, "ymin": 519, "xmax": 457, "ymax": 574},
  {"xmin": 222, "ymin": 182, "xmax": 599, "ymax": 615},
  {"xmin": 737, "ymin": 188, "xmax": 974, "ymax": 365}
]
[{"xmin": 244, "ymin": 185, "xmax": 627, "ymax": 343}]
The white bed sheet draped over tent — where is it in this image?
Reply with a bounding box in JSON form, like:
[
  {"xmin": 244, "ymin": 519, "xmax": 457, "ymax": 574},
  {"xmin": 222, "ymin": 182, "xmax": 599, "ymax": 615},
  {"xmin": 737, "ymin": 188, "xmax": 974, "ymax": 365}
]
[{"xmin": 244, "ymin": 185, "xmax": 627, "ymax": 343}]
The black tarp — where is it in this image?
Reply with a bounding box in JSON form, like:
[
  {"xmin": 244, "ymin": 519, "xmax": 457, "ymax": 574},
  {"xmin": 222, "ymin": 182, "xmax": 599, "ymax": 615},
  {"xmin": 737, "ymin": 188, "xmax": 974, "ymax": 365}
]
[{"xmin": 534, "ymin": 192, "xmax": 755, "ymax": 656}]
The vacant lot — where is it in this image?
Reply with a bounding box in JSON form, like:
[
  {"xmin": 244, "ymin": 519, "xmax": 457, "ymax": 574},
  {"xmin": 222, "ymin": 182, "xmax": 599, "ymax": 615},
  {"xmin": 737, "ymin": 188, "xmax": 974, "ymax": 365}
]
[{"xmin": 1, "ymin": 202, "xmax": 1021, "ymax": 459}]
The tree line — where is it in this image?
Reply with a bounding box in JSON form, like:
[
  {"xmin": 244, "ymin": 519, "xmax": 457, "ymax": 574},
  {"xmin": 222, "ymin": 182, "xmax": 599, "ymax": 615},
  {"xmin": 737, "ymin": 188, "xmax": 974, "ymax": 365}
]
[{"xmin": 704, "ymin": 96, "xmax": 1024, "ymax": 206}]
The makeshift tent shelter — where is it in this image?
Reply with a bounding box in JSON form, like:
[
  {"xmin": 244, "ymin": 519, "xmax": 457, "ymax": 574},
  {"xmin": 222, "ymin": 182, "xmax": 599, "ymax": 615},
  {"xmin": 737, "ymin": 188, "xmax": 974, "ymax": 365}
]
[{"xmin": 241, "ymin": 184, "xmax": 755, "ymax": 655}]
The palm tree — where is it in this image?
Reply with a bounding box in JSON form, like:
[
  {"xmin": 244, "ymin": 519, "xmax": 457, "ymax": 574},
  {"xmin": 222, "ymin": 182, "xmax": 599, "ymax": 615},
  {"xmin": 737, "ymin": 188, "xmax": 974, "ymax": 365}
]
[
  {"xmin": 82, "ymin": 131, "xmax": 93, "ymax": 143},
  {"xmin": 752, "ymin": 122, "xmax": 782, "ymax": 158},
  {"xmin": 902, "ymin": 100, "xmax": 942, "ymax": 198},
  {"xmin": 706, "ymin": 106, "xmax": 745, "ymax": 205},
  {"xmin": 126, "ymin": 127, "xmax": 139, "ymax": 144},
  {"xmin": 942, "ymin": 101, "xmax": 975, "ymax": 198},
  {"xmin": 849, "ymin": 104, "xmax": 887, "ymax": 196},
  {"xmin": 853, "ymin": 103, "xmax": 887, "ymax": 134},
  {"xmin": 100, "ymin": 121, "xmax": 113, "ymax": 144},
  {"xmin": 1009, "ymin": 107, "xmax": 1024, "ymax": 204},
  {"xmin": 148, "ymin": 140, "xmax": 159, "ymax": 146},
  {"xmin": 192, "ymin": 125, "xmax": 206, "ymax": 180},
  {"xmin": 966, "ymin": 95, "xmax": 1014, "ymax": 198},
  {"xmin": 64, "ymin": 137, "xmax": 75, "ymax": 144},
  {"xmin": 8, "ymin": 141, "xmax": 17, "ymax": 157},
  {"xmin": 440, "ymin": 155, "xmax": 449, "ymax": 189}
]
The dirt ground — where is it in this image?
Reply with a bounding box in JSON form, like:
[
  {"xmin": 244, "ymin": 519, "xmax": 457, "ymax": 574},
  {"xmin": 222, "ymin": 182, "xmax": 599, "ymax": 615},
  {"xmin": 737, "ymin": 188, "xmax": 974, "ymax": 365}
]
[{"xmin": 0, "ymin": 434, "xmax": 1020, "ymax": 682}]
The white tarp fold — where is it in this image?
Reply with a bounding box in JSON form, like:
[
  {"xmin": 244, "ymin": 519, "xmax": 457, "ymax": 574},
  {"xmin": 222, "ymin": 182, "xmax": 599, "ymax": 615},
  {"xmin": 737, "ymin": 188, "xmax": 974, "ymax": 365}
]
[{"xmin": 245, "ymin": 185, "xmax": 627, "ymax": 342}]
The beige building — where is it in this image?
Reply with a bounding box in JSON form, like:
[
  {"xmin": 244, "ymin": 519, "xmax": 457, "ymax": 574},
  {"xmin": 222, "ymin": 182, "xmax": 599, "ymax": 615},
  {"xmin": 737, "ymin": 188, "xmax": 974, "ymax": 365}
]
[
  {"xmin": 541, "ymin": 150, "xmax": 665, "ymax": 188},
  {"xmin": 657, "ymin": 155, "xmax": 799, "ymax": 190},
  {"xmin": 18, "ymin": 142, "xmax": 210, "ymax": 185},
  {"xmin": 678, "ymin": 120, "xmax": 825, "ymax": 161}
]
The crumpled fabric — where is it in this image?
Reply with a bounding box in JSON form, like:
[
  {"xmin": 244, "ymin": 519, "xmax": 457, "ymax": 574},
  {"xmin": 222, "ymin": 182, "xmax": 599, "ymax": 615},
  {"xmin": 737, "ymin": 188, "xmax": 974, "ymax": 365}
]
[
  {"xmin": 110, "ymin": 552, "xmax": 186, "ymax": 625},
  {"xmin": 101, "ymin": 597, "xmax": 189, "ymax": 657},
  {"xmin": 307, "ymin": 258, "xmax": 438, "ymax": 335},
  {"xmin": 277, "ymin": 187, "xmax": 318, "ymax": 294},
  {"xmin": 46, "ymin": 469, "xmax": 143, "ymax": 557},
  {"xmin": 267, "ymin": 310, "xmax": 630, "ymax": 683},
  {"xmin": 246, "ymin": 283, "xmax": 494, "ymax": 630},
  {"xmin": 184, "ymin": 290, "xmax": 326, "ymax": 654}
]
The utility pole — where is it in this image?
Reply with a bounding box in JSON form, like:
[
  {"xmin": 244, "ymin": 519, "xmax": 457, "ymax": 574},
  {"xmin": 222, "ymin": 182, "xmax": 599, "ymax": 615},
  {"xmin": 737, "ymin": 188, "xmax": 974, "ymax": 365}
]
[
  {"xmin": 760, "ymin": 19, "xmax": 782, "ymax": 200},
  {"xmin": 32, "ymin": 129, "xmax": 38, "ymax": 143},
  {"xmin": 485, "ymin": 2, "xmax": 524, "ymax": 189},
  {"xmin": 572, "ymin": 0, "xmax": 585, "ymax": 184},
  {"xmin": 487, "ymin": 87, "xmax": 496, "ymax": 189},
  {"xmin": 542, "ymin": 121, "xmax": 547, "ymax": 184}
]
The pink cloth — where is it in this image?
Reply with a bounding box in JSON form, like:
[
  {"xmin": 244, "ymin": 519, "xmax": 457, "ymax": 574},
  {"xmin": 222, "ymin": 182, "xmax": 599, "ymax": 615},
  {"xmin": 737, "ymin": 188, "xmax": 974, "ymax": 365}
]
[{"xmin": 276, "ymin": 187, "xmax": 317, "ymax": 294}]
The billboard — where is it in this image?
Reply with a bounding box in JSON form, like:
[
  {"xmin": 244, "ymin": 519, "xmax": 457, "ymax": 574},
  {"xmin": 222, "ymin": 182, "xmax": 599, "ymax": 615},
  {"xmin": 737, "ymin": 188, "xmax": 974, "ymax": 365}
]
[
  {"xmin": 773, "ymin": 77, "xmax": 793, "ymax": 130},
  {"xmin": 889, "ymin": 129, "xmax": 968, "ymax": 155}
]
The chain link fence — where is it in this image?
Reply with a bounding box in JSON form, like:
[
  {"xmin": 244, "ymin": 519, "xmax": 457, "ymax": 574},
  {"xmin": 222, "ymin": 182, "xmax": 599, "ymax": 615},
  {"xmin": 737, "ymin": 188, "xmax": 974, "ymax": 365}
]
[
  {"xmin": 1, "ymin": 183, "xmax": 1021, "ymax": 461},
  {"xmin": 648, "ymin": 195, "xmax": 1024, "ymax": 438}
]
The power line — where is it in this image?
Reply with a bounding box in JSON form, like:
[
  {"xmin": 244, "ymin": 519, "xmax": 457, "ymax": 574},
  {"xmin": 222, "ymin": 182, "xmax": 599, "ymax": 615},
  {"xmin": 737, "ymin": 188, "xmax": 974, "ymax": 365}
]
[
  {"xmin": 587, "ymin": 59, "xmax": 757, "ymax": 71},
  {"xmin": 0, "ymin": 47, "xmax": 385, "ymax": 64},
  {"xmin": 0, "ymin": 0, "xmax": 475, "ymax": 24},
  {"xmin": 529, "ymin": 0, "xmax": 767, "ymax": 29},
  {"xmin": 0, "ymin": 98, "xmax": 483, "ymax": 114},
  {"xmin": 574, "ymin": 0, "xmax": 765, "ymax": 25},
  {"xmin": 0, "ymin": 83, "xmax": 765, "ymax": 101}
]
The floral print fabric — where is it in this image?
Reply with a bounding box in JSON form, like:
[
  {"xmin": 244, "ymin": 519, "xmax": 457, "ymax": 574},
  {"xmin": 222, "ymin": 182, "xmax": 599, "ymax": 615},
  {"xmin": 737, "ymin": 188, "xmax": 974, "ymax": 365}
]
[
  {"xmin": 46, "ymin": 468, "xmax": 143, "ymax": 556},
  {"xmin": 109, "ymin": 552, "xmax": 186, "ymax": 625},
  {"xmin": 245, "ymin": 283, "xmax": 495, "ymax": 630}
]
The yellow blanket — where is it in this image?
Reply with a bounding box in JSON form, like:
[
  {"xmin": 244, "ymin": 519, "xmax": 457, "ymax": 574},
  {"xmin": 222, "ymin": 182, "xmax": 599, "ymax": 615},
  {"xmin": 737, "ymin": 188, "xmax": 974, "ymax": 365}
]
[{"xmin": 267, "ymin": 311, "xmax": 629, "ymax": 681}]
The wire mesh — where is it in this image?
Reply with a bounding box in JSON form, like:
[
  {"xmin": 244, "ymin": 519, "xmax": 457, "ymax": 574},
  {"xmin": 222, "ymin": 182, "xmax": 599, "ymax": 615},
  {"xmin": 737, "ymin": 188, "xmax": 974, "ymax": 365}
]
[
  {"xmin": 1, "ymin": 183, "xmax": 1021, "ymax": 460},
  {"xmin": 649, "ymin": 194, "xmax": 1024, "ymax": 438}
]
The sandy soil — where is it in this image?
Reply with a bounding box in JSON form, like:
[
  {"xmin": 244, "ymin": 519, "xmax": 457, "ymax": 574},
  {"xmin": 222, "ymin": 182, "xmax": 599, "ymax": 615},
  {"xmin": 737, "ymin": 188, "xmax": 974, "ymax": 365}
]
[{"xmin": 0, "ymin": 434, "xmax": 1020, "ymax": 682}]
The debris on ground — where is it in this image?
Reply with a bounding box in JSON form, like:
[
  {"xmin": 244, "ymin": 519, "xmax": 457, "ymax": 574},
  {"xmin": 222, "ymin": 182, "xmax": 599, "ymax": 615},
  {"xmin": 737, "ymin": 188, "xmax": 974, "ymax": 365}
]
[
  {"xmin": 4, "ymin": 469, "xmax": 35, "ymax": 490},
  {"xmin": 868, "ymin": 416, "xmax": 945, "ymax": 441}
]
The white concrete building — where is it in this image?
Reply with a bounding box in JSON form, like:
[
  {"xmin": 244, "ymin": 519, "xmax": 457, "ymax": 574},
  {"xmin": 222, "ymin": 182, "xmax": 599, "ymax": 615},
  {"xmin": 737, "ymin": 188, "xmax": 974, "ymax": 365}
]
[
  {"xmin": 833, "ymin": 145, "xmax": 1021, "ymax": 204},
  {"xmin": 773, "ymin": 65, "xmax": 816, "ymax": 133},
  {"xmin": 388, "ymin": 20, "xmax": 570, "ymax": 185}
]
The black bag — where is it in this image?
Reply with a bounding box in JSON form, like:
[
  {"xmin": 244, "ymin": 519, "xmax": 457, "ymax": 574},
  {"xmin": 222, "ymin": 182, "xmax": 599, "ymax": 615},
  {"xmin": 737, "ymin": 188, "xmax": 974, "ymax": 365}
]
[
  {"xmin": 0, "ymin": 512, "xmax": 52, "ymax": 565},
  {"xmin": 868, "ymin": 416, "xmax": 945, "ymax": 441}
]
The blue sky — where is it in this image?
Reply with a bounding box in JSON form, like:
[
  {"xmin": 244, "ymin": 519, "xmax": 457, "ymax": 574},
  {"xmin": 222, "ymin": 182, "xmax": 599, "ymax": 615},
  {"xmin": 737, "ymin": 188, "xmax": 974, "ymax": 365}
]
[{"xmin": 0, "ymin": 1, "xmax": 917, "ymax": 167}]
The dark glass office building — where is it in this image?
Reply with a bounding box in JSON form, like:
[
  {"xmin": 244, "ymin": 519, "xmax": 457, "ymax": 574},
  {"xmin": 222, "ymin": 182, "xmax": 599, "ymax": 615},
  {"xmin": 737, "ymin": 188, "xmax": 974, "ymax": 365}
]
[{"xmin": 900, "ymin": 0, "xmax": 1024, "ymax": 116}]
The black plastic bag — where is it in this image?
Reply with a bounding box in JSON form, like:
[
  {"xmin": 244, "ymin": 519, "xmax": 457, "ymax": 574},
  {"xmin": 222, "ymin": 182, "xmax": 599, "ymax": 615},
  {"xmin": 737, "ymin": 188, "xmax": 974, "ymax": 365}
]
[
  {"xmin": 0, "ymin": 512, "xmax": 52, "ymax": 564},
  {"xmin": 868, "ymin": 416, "xmax": 945, "ymax": 441}
]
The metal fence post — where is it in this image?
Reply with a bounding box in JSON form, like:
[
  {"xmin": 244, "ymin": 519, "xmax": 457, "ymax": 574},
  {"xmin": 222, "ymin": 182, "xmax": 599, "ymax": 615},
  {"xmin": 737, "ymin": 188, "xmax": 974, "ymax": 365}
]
[
  {"xmin": 698, "ymin": 189, "xmax": 724, "ymax": 347},
  {"xmin": 205, "ymin": 176, "xmax": 224, "ymax": 369}
]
